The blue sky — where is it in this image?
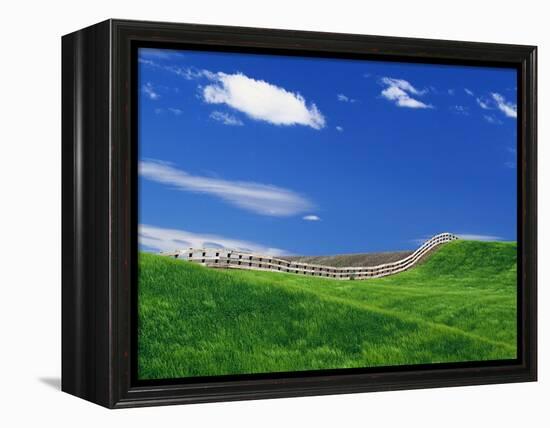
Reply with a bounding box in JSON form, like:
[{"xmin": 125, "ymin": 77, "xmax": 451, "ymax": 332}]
[{"xmin": 138, "ymin": 47, "xmax": 517, "ymax": 256}]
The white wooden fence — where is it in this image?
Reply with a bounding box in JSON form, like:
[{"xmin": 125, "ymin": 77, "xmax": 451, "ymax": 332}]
[{"xmin": 161, "ymin": 232, "xmax": 459, "ymax": 280}]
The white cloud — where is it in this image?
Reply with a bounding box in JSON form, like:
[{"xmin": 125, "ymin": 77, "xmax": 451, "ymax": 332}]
[
  {"xmin": 139, "ymin": 224, "xmax": 287, "ymax": 255},
  {"xmin": 142, "ymin": 82, "xmax": 160, "ymax": 100},
  {"xmin": 139, "ymin": 64, "xmax": 327, "ymax": 129},
  {"xmin": 167, "ymin": 107, "xmax": 183, "ymax": 115},
  {"xmin": 154, "ymin": 107, "xmax": 183, "ymax": 115},
  {"xmin": 413, "ymin": 233, "xmax": 504, "ymax": 245},
  {"xmin": 476, "ymin": 97, "xmax": 491, "ymax": 110},
  {"xmin": 474, "ymin": 92, "xmax": 517, "ymax": 120},
  {"xmin": 456, "ymin": 233, "xmax": 503, "ymax": 241},
  {"xmin": 202, "ymin": 72, "xmax": 325, "ymax": 129},
  {"xmin": 303, "ymin": 215, "xmax": 321, "ymax": 221},
  {"xmin": 505, "ymin": 147, "xmax": 517, "ymax": 169},
  {"xmin": 139, "ymin": 58, "xmax": 215, "ymax": 81},
  {"xmin": 139, "ymin": 160, "xmax": 315, "ymax": 217},
  {"xmin": 337, "ymin": 93, "xmax": 356, "ymax": 103},
  {"xmin": 451, "ymin": 105, "xmax": 469, "ymax": 115},
  {"xmin": 484, "ymin": 115, "xmax": 502, "ymax": 125},
  {"xmin": 382, "ymin": 78, "xmax": 426, "ymax": 95},
  {"xmin": 335, "ymin": 126, "xmax": 343, "ymax": 132},
  {"xmin": 138, "ymin": 58, "xmax": 158, "ymax": 67},
  {"xmin": 140, "ymin": 48, "xmax": 184, "ymax": 60},
  {"xmin": 380, "ymin": 77, "xmax": 432, "ymax": 109},
  {"xmin": 165, "ymin": 65, "xmax": 215, "ymax": 81},
  {"xmin": 464, "ymin": 88, "xmax": 474, "ymax": 96},
  {"xmin": 504, "ymin": 161, "xmax": 516, "ymax": 169},
  {"xmin": 209, "ymin": 111, "xmax": 243, "ymax": 126},
  {"xmin": 491, "ymin": 93, "xmax": 517, "ymax": 118},
  {"xmin": 411, "ymin": 237, "xmax": 432, "ymax": 246}
]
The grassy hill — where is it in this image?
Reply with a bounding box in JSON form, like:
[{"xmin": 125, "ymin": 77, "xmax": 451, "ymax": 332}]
[{"xmin": 138, "ymin": 240, "xmax": 517, "ymax": 380}]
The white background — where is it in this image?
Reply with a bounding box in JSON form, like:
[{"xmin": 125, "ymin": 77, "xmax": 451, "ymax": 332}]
[{"xmin": 0, "ymin": 0, "xmax": 546, "ymax": 426}]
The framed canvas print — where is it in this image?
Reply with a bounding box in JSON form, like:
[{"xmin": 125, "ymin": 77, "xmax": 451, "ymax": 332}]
[{"xmin": 62, "ymin": 19, "xmax": 537, "ymax": 408}]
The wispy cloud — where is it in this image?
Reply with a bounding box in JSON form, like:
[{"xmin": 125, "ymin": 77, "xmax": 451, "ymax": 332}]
[
  {"xmin": 139, "ymin": 160, "xmax": 315, "ymax": 217},
  {"xmin": 139, "ymin": 61, "xmax": 326, "ymax": 129},
  {"xmin": 139, "ymin": 224, "xmax": 287, "ymax": 255},
  {"xmin": 138, "ymin": 58, "xmax": 158, "ymax": 67},
  {"xmin": 504, "ymin": 161, "xmax": 516, "ymax": 169},
  {"xmin": 451, "ymin": 105, "xmax": 469, "ymax": 115},
  {"xmin": 484, "ymin": 115, "xmax": 502, "ymax": 125},
  {"xmin": 380, "ymin": 77, "xmax": 432, "ymax": 109},
  {"xmin": 209, "ymin": 111, "xmax": 243, "ymax": 126},
  {"xmin": 139, "ymin": 57, "xmax": 214, "ymax": 81},
  {"xmin": 505, "ymin": 147, "xmax": 517, "ymax": 169},
  {"xmin": 303, "ymin": 215, "xmax": 321, "ymax": 221},
  {"xmin": 476, "ymin": 97, "xmax": 492, "ymax": 110},
  {"xmin": 140, "ymin": 48, "xmax": 185, "ymax": 60},
  {"xmin": 448, "ymin": 89, "xmax": 455, "ymax": 95},
  {"xmin": 464, "ymin": 88, "xmax": 474, "ymax": 96},
  {"xmin": 456, "ymin": 233, "xmax": 503, "ymax": 241},
  {"xmin": 202, "ymin": 72, "xmax": 326, "ymax": 129},
  {"xmin": 154, "ymin": 107, "xmax": 183, "ymax": 115},
  {"xmin": 337, "ymin": 93, "xmax": 356, "ymax": 103},
  {"xmin": 412, "ymin": 232, "xmax": 504, "ymax": 245},
  {"xmin": 335, "ymin": 126, "xmax": 343, "ymax": 132},
  {"xmin": 142, "ymin": 82, "xmax": 160, "ymax": 100},
  {"xmin": 165, "ymin": 65, "xmax": 215, "ymax": 81},
  {"xmin": 492, "ymin": 93, "xmax": 517, "ymax": 118},
  {"xmin": 474, "ymin": 92, "xmax": 517, "ymax": 120}
]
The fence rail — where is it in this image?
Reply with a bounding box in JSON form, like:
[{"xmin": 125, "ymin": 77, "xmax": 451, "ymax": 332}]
[{"xmin": 160, "ymin": 232, "xmax": 459, "ymax": 280}]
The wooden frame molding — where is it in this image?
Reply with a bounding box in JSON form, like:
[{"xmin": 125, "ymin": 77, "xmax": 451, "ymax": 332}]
[{"xmin": 62, "ymin": 19, "xmax": 537, "ymax": 408}]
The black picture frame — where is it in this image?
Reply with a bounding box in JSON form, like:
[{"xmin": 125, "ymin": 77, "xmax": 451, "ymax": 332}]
[{"xmin": 62, "ymin": 19, "xmax": 537, "ymax": 408}]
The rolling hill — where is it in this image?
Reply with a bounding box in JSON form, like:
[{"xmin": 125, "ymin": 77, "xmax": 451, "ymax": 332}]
[{"xmin": 138, "ymin": 240, "xmax": 517, "ymax": 380}]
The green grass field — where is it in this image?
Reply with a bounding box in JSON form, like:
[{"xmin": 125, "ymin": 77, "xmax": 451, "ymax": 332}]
[{"xmin": 138, "ymin": 240, "xmax": 517, "ymax": 380}]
